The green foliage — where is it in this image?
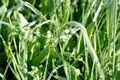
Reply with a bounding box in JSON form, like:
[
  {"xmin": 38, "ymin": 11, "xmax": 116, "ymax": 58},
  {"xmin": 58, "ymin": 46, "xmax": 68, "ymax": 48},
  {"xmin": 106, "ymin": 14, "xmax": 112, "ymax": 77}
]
[{"xmin": 0, "ymin": 0, "xmax": 120, "ymax": 80}]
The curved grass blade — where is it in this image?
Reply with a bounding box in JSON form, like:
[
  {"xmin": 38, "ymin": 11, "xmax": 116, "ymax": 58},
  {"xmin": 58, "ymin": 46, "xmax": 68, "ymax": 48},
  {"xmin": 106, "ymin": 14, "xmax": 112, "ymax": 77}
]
[
  {"xmin": 7, "ymin": 1, "xmax": 46, "ymax": 20},
  {"xmin": 67, "ymin": 21, "xmax": 105, "ymax": 80}
]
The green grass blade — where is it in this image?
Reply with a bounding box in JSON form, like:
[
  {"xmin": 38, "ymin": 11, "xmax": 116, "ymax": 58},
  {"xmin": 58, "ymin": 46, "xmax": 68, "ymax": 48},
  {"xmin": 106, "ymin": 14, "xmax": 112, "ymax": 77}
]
[{"xmin": 67, "ymin": 21, "xmax": 105, "ymax": 80}]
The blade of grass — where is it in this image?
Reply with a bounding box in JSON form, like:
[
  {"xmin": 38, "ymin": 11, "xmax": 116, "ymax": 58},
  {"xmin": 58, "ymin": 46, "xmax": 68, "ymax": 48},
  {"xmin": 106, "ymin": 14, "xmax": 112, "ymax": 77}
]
[
  {"xmin": 0, "ymin": 73, "xmax": 3, "ymax": 79},
  {"xmin": 7, "ymin": 1, "xmax": 46, "ymax": 20},
  {"xmin": 67, "ymin": 21, "xmax": 105, "ymax": 80},
  {"xmin": 106, "ymin": 0, "xmax": 117, "ymax": 79},
  {"xmin": 112, "ymin": 0, "xmax": 117, "ymax": 79},
  {"xmin": 47, "ymin": 65, "xmax": 63, "ymax": 80},
  {"xmin": 43, "ymin": 50, "xmax": 50, "ymax": 80}
]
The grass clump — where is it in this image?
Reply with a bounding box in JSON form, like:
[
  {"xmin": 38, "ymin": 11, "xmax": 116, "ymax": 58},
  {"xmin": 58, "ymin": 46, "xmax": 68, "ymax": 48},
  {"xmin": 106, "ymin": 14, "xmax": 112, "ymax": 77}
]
[{"xmin": 0, "ymin": 0, "xmax": 120, "ymax": 80}]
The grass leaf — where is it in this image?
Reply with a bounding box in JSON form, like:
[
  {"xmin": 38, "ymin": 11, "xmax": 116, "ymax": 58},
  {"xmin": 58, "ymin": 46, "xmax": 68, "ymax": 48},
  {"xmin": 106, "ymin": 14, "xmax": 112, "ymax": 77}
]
[{"xmin": 67, "ymin": 21, "xmax": 105, "ymax": 80}]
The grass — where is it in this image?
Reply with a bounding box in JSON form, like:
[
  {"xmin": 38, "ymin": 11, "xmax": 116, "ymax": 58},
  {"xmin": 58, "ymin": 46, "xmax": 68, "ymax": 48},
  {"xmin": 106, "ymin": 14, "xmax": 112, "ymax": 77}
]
[{"xmin": 0, "ymin": 0, "xmax": 120, "ymax": 80}]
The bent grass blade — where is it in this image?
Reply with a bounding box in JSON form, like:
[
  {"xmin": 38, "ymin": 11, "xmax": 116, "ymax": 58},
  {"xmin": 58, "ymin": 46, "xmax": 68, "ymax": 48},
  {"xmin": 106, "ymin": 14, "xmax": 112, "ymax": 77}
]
[{"xmin": 67, "ymin": 21, "xmax": 105, "ymax": 80}]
